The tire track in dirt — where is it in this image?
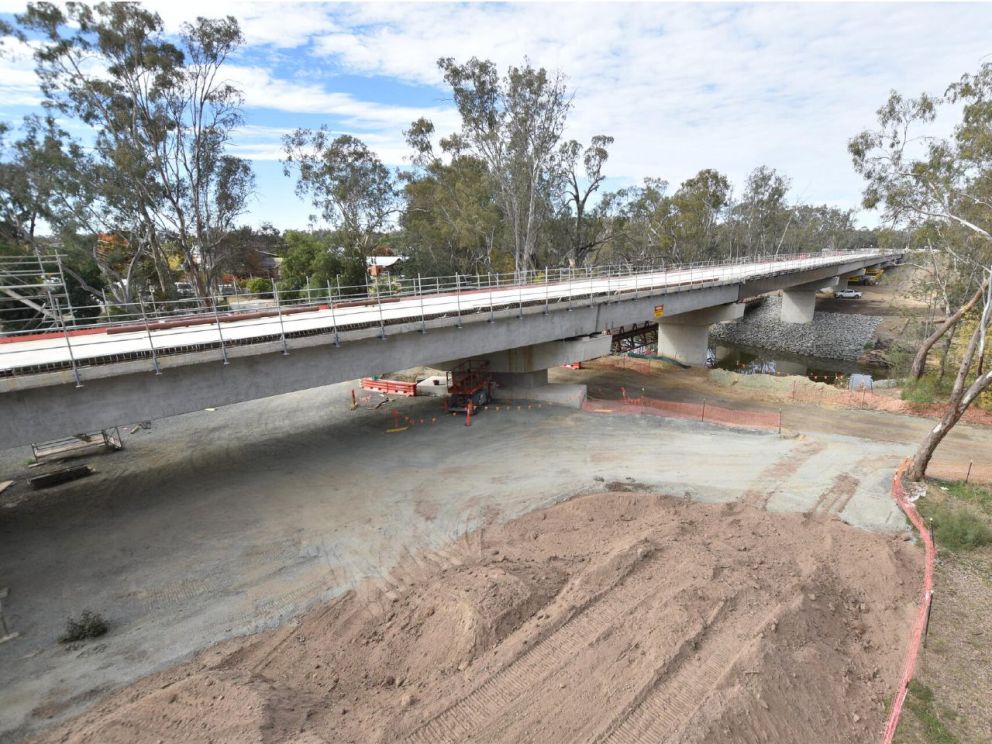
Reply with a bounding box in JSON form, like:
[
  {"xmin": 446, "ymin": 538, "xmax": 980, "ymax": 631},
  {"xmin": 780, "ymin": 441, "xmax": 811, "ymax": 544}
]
[
  {"xmin": 598, "ymin": 599, "xmax": 779, "ymax": 744},
  {"xmin": 742, "ymin": 439, "xmax": 826, "ymax": 509},
  {"xmin": 403, "ymin": 552, "xmax": 674, "ymax": 744},
  {"xmin": 808, "ymin": 473, "xmax": 861, "ymax": 517}
]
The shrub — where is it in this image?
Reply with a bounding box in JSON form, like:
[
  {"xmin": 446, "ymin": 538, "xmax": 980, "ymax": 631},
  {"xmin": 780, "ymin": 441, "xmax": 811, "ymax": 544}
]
[
  {"xmin": 917, "ymin": 500, "xmax": 992, "ymax": 552},
  {"xmin": 59, "ymin": 610, "xmax": 108, "ymax": 643},
  {"xmin": 245, "ymin": 277, "xmax": 272, "ymax": 296},
  {"xmin": 902, "ymin": 377, "xmax": 937, "ymax": 404}
]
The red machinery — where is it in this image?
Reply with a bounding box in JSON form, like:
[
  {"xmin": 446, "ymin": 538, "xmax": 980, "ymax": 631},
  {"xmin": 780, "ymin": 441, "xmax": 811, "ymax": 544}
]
[{"xmin": 446, "ymin": 360, "xmax": 495, "ymax": 413}]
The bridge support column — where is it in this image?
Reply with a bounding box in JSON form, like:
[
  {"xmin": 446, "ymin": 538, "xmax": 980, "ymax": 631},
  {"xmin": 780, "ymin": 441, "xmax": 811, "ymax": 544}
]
[
  {"xmin": 781, "ymin": 277, "xmax": 839, "ymax": 324},
  {"xmin": 656, "ymin": 304, "xmax": 744, "ymax": 366}
]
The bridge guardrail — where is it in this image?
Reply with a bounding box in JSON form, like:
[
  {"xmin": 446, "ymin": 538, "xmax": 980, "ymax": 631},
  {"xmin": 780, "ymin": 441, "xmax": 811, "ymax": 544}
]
[{"xmin": 0, "ymin": 250, "xmax": 895, "ymax": 383}]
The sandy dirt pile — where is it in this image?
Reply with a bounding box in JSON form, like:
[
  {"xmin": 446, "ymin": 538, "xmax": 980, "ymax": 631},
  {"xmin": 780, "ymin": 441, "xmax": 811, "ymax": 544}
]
[{"xmin": 33, "ymin": 491, "xmax": 921, "ymax": 744}]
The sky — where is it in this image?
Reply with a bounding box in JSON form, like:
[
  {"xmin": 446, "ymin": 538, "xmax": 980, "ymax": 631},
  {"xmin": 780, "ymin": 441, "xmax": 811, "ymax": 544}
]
[{"xmin": 1, "ymin": 1, "xmax": 991, "ymax": 232}]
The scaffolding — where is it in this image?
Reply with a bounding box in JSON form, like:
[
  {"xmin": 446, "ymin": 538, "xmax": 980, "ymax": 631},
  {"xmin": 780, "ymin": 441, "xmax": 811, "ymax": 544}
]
[{"xmin": 0, "ymin": 252, "xmax": 75, "ymax": 334}]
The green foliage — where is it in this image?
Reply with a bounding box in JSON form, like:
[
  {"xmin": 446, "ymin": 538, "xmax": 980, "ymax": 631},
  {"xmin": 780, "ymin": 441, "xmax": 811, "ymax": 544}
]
[
  {"xmin": 900, "ymin": 680, "xmax": 958, "ymax": 744},
  {"xmin": 59, "ymin": 610, "xmax": 108, "ymax": 643},
  {"xmin": 902, "ymin": 377, "xmax": 939, "ymax": 404},
  {"xmin": 282, "ymin": 130, "xmax": 396, "ymax": 259},
  {"xmin": 917, "ymin": 499, "xmax": 992, "ymax": 552},
  {"xmin": 245, "ymin": 277, "xmax": 271, "ymax": 296},
  {"xmin": 400, "ymin": 154, "xmax": 505, "ymax": 275},
  {"xmin": 942, "ymin": 481, "xmax": 992, "ymax": 512}
]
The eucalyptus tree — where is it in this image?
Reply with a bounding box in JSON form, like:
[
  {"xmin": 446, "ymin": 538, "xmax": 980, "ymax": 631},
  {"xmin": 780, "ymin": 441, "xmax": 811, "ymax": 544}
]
[
  {"xmin": 728, "ymin": 166, "xmax": 792, "ymax": 258},
  {"xmin": 401, "ymin": 117, "xmax": 505, "ymax": 274},
  {"xmin": 850, "ymin": 65, "xmax": 992, "ymax": 480},
  {"xmin": 282, "ymin": 128, "xmax": 398, "ymax": 281},
  {"xmin": 428, "ymin": 57, "xmax": 572, "ymax": 276},
  {"xmin": 556, "ymin": 135, "xmax": 614, "ymax": 267},
  {"xmin": 16, "ymin": 2, "xmax": 254, "ymax": 301}
]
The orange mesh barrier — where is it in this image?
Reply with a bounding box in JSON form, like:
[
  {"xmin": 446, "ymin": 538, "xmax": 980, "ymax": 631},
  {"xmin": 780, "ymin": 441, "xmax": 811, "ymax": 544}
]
[
  {"xmin": 583, "ymin": 393, "xmax": 781, "ymax": 431},
  {"xmin": 882, "ymin": 459, "xmax": 936, "ymax": 743}
]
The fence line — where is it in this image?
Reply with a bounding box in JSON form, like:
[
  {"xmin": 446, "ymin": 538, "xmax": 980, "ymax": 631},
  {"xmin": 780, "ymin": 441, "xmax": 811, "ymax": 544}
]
[
  {"xmin": 882, "ymin": 459, "xmax": 936, "ymax": 744},
  {"xmin": 583, "ymin": 390, "xmax": 782, "ymax": 432}
]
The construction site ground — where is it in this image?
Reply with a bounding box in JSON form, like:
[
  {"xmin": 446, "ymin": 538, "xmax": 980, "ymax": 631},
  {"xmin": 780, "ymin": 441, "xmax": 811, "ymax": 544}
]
[{"xmin": 1, "ymin": 361, "xmax": 989, "ymax": 741}]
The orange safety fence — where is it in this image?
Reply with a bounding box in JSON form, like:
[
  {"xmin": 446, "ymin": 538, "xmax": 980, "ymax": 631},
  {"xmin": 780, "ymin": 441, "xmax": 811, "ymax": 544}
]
[
  {"xmin": 584, "ymin": 390, "xmax": 781, "ymax": 432},
  {"xmin": 882, "ymin": 459, "xmax": 936, "ymax": 744},
  {"xmin": 360, "ymin": 378, "xmax": 418, "ymax": 397}
]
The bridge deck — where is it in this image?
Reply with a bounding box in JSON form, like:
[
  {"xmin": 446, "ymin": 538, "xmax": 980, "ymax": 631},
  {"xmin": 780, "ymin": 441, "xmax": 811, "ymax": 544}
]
[{"xmin": 0, "ymin": 252, "xmax": 884, "ymax": 377}]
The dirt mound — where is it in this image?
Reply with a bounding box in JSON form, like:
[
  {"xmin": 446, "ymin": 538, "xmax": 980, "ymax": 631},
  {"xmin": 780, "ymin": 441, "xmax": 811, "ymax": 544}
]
[{"xmin": 32, "ymin": 492, "xmax": 921, "ymax": 744}]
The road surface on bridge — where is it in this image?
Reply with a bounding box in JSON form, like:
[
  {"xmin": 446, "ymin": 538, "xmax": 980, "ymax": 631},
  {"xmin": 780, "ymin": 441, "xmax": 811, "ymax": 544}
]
[{"xmin": 0, "ymin": 251, "xmax": 883, "ymax": 374}]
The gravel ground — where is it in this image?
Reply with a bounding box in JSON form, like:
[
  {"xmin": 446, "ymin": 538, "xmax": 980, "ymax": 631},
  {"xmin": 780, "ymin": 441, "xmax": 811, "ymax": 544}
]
[
  {"xmin": 710, "ymin": 295, "xmax": 883, "ymax": 361},
  {"xmin": 0, "ymin": 379, "xmax": 908, "ymax": 742}
]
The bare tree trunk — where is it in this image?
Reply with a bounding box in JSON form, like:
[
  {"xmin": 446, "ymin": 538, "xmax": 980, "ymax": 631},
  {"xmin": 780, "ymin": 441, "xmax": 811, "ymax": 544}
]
[
  {"xmin": 937, "ymin": 322, "xmax": 958, "ymax": 384},
  {"xmin": 908, "ymin": 311, "xmax": 992, "ymax": 481},
  {"xmin": 910, "ymin": 282, "xmax": 986, "ymax": 379}
]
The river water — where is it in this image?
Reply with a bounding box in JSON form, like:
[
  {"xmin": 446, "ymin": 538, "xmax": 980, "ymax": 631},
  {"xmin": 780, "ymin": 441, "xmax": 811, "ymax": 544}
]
[{"xmin": 710, "ymin": 341, "xmax": 890, "ymax": 383}]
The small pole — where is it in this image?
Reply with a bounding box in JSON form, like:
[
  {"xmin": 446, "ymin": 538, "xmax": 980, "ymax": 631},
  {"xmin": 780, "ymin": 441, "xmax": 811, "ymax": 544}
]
[
  {"xmin": 272, "ymin": 282, "xmax": 289, "ymax": 356},
  {"xmin": 305, "ymin": 275, "xmax": 311, "ymax": 304},
  {"xmin": 327, "ymin": 281, "xmax": 340, "ymax": 347},
  {"xmin": 50, "ymin": 292, "xmax": 82, "ymax": 388},
  {"xmin": 455, "ymin": 272, "xmax": 462, "ymax": 327},
  {"xmin": 588, "ymin": 266, "xmax": 594, "ymax": 307},
  {"xmin": 518, "ymin": 279, "xmax": 523, "ymax": 319},
  {"xmin": 544, "ymin": 266, "xmax": 549, "ymax": 314},
  {"xmin": 701, "ymin": 399, "xmax": 706, "ymax": 422},
  {"xmin": 376, "ymin": 277, "xmax": 386, "ymax": 340},
  {"xmin": 418, "ymin": 273, "xmax": 427, "ymax": 334},
  {"xmin": 965, "ymin": 461, "xmax": 973, "ymax": 484},
  {"xmin": 212, "ymin": 297, "xmax": 230, "ymax": 365},
  {"xmin": 568, "ymin": 267, "xmax": 573, "ymax": 311},
  {"xmin": 922, "ymin": 591, "xmax": 934, "ymax": 648},
  {"xmin": 489, "ymin": 272, "xmax": 495, "ymax": 323},
  {"xmin": 138, "ymin": 296, "xmax": 161, "ymax": 375}
]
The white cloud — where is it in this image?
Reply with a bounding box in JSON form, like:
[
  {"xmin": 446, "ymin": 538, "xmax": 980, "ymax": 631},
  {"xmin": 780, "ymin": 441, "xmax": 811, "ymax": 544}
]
[
  {"xmin": 300, "ymin": 2, "xmax": 992, "ymax": 220},
  {"xmin": 0, "ymin": 35, "xmax": 43, "ymax": 109}
]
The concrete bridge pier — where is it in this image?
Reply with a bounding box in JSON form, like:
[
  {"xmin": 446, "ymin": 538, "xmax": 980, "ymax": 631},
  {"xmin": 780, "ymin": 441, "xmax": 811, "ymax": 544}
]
[
  {"xmin": 440, "ymin": 335, "xmax": 611, "ymax": 408},
  {"xmin": 780, "ymin": 277, "xmax": 839, "ymax": 323},
  {"xmin": 656, "ymin": 304, "xmax": 744, "ymax": 366}
]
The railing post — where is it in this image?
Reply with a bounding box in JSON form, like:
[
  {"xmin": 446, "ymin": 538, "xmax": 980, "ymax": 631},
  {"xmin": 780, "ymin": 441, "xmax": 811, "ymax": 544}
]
[
  {"xmin": 138, "ymin": 296, "xmax": 161, "ymax": 375},
  {"xmin": 376, "ymin": 276, "xmax": 386, "ymax": 339},
  {"xmin": 327, "ymin": 281, "xmax": 340, "ymax": 347},
  {"xmin": 418, "ymin": 273, "xmax": 426, "ymax": 334},
  {"xmin": 544, "ymin": 266, "xmax": 549, "ymax": 314},
  {"xmin": 51, "ymin": 293, "xmax": 83, "ymax": 387},
  {"xmin": 488, "ymin": 272, "xmax": 495, "ymax": 323},
  {"xmin": 212, "ymin": 297, "xmax": 231, "ymax": 365},
  {"xmin": 568, "ymin": 267, "xmax": 573, "ymax": 311},
  {"xmin": 272, "ymin": 282, "xmax": 289, "ymax": 356},
  {"xmin": 455, "ymin": 272, "xmax": 462, "ymax": 327}
]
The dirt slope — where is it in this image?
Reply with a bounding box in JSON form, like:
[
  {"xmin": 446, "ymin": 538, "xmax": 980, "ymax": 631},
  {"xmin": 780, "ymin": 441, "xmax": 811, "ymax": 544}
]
[{"xmin": 32, "ymin": 491, "xmax": 921, "ymax": 744}]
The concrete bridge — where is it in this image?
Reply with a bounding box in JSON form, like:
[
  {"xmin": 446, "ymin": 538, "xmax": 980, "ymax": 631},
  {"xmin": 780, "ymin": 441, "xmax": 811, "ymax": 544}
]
[{"xmin": 0, "ymin": 251, "xmax": 898, "ymax": 449}]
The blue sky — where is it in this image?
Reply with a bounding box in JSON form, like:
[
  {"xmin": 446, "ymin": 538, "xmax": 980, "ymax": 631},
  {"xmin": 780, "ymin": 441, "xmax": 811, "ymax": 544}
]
[{"xmin": 2, "ymin": 1, "xmax": 991, "ymax": 231}]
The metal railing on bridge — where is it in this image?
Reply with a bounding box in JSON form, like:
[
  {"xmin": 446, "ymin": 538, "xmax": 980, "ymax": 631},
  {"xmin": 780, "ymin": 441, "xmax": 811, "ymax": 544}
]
[{"xmin": 0, "ymin": 249, "xmax": 892, "ymax": 383}]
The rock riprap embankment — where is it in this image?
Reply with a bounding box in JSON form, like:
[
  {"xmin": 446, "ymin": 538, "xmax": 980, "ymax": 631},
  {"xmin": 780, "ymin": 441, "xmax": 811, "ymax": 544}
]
[{"xmin": 709, "ymin": 296, "xmax": 882, "ymax": 361}]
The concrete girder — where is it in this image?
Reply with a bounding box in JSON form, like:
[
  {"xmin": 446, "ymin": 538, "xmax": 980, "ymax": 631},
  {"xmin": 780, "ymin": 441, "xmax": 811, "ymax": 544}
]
[{"xmin": 436, "ymin": 334, "xmax": 611, "ymax": 374}]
